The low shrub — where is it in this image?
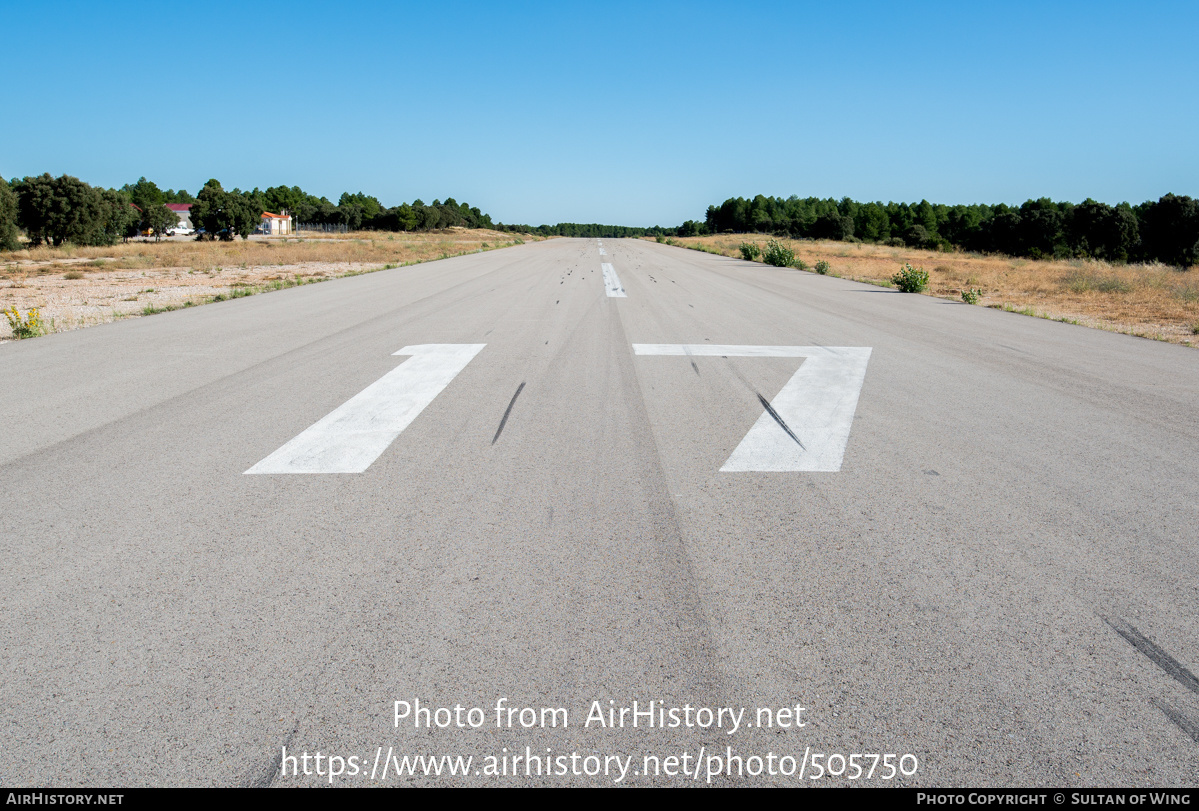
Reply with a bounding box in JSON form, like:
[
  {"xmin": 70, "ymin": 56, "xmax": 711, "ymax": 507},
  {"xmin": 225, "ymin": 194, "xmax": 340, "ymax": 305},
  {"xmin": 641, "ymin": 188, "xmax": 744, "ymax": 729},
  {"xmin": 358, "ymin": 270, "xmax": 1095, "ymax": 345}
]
[
  {"xmin": 892, "ymin": 263, "xmax": 929, "ymax": 293},
  {"xmin": 814, "ymin": 260, "xmax": 831, "ymax": 275},
  {"xmin": 762, "ymin": 239, "xmax": 795, "ymax": 268},
  {"xmin": 1064, "ymin": 269, "xmax": 1133, "ymax": 295},
  {"xmin": 5, "ymin": 306, "xmax": 44, "ymax": 339},
  {"xmin": 961, "ymin": 287, "xmax": 981, "ymax": 304},
  {"xmin": 739, "ymin": 242, "xmax": 760, "ymax": 261}
]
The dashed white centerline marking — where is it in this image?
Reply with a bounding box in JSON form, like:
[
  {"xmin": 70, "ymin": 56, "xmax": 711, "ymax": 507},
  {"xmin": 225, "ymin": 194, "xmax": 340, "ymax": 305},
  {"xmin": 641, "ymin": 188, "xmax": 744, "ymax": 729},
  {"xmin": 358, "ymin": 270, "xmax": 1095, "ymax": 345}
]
[
  {"xmin": 602, "ymin": 263, "xmax": 626, "ymax": 297},
  {"xmin": 245, "ymin": 344, "xmax": 485, "ymax": 474},
  {"xmin": 632, "ymin": 344, "xmax": 872, "ymax": 471}
]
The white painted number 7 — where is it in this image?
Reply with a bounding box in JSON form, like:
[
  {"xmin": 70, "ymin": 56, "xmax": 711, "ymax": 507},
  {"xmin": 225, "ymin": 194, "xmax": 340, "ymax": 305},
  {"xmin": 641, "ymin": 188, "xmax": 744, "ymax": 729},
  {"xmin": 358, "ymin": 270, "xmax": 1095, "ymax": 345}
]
[{"xmin": 632, "ymin": 345, "xmax": 872, "ymax": 472}]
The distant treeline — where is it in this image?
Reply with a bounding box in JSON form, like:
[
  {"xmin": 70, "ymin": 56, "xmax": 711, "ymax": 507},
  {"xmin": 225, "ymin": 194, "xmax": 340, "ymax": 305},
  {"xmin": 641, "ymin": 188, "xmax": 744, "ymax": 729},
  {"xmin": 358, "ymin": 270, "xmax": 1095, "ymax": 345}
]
[
  {"xmin": 501, "ymin": 222, "xmax": 670, "ymax": 239},
  {"xmin": 257, "ymin": 185, "xmax": 496, "ymax": 233},
  {"xmin": 691, "ymin": 194, "xmax": 1199, "ymax": 267},
  {"xmin": 7, "ymin": 173, "xmax": 1197, "ymax": 265},
  {"xmin": 0, "ymin": 173, "xmax": 505, "ymax": 247}
]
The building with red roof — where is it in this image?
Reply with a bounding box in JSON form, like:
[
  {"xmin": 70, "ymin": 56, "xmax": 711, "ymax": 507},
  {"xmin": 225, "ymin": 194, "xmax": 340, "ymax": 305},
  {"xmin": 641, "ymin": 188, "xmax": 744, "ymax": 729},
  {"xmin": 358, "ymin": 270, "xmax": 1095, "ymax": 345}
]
[{"xmin": 165, "ymin": 203, "xmax": 192, "ymax": 229}]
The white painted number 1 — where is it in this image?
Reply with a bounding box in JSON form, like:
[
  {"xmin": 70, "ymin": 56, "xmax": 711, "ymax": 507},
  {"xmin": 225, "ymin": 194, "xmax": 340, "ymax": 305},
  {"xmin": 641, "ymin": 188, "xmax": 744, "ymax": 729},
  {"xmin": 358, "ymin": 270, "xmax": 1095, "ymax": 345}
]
[
  {"xmin": 245, "ymin": 344, "xmax": 484, "ymax": 474},
  {"xmin": 632, "ymin": 345, "xmax": 872, "ymax": 472}
]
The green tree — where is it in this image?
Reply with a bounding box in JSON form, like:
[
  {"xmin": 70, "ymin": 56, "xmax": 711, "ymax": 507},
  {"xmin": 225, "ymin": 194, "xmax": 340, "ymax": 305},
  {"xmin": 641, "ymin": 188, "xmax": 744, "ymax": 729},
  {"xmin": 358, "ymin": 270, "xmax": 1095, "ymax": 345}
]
[
  {"xmin": 1016, "ymin": 199, "xmax": 1067, "ymax": 259},
  {"xmin": 191, "ymin": 181, "xmax": 259, "ymax": 240},
  {"xmin": 395, "ymin": 203, "xmax": 417, "ymax": 231},
  {"xmin": 1140, "ymin": 193, "xmax": 1199, "ymax": 267},
  {"xmin": 241, "ymin": 188, "xmax": 267, "ymax": 224},
  {"xmin": 140, "ymin": 203, "xmax": 179, "ymax": 240},
  {"xmin": 338, "ymin": 191, "xmax": 382, "ymax": 229},
  {"xmin": 1067, "ymin": 199, "xmax": 1139, "ymax": 261},
  {"xmin": 0, "ymin": 180, "xmax": 19, "ymax": 251},
  {"xmin": 122, "ymin": 176, "xmax": 164, "ymax": 211},
  {"xmin": 338, "ymin": 202, "xmax": 363, "ymax": 230},
  {"xmin": 97, "ymin": 189, "xmax": 139, "ymax": 245},
  {"xmin": 749, "ymin": 194, "xmax": 773, "ymax": 232},
  {"xmin": 417, "ymin": 204, "xmax": 441, "ymax": 230},
  {"xmin": 904, "ymin": 223, "xmax": 934, "ymax": 248},
  {"xmin": 190, "ymin": 181, "xmax": 224, "ymax": 238},
  {"xmin": 339, "ymin": 191, "xmax": 382, "ymax": 220},
  {"xmin": 855, "ymin": 203, "xmax": 890, "ymax": 242},
  {"xmin": 163, "ymin": 188, "xmax": 195, "ymax": 204},
  {"xmin": 942, "ymin": 205, "xmax": 987, "ymax": 250},
  {"xmin": 914, "ymin": 199, "xmax": 938, "ymax": 234},
  {"xmin": 15, "ymin": 174, "xmax": 108, "ymax": 246}
]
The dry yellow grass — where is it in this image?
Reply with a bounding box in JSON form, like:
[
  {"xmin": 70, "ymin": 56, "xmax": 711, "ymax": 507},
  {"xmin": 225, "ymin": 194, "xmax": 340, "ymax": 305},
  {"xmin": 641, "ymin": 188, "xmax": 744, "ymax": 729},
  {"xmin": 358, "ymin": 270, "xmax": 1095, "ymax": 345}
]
[
  {"xmin": 3, "ymin": 229, "xmax": 530, "ymax": 271},
  {"xmin": 1, "ymin": 228, "xmax": 538, "ymax": 340},
  {"xmin": 656, "ymin": 235, "xmax": 1199, "ymax": 346}
]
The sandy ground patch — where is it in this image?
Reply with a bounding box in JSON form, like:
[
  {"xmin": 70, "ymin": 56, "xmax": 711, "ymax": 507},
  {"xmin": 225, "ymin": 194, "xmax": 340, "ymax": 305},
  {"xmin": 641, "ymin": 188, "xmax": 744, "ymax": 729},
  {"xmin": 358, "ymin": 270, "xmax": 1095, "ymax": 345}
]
[
  {"xmin": 655, "ymin": 235, "xmax": 1199, "ymax": 346},
  {"xmin": 2, "ymin": 229, "xmax": 538, "ymax": 341}
]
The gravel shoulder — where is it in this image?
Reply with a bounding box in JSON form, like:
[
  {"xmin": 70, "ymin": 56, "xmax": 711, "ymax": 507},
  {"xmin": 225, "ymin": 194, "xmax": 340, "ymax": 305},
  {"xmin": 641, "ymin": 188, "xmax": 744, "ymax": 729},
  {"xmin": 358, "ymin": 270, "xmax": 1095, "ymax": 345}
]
[{"xmin": 1, "ymin": 229, "xmax": 540, "ymax": 342}]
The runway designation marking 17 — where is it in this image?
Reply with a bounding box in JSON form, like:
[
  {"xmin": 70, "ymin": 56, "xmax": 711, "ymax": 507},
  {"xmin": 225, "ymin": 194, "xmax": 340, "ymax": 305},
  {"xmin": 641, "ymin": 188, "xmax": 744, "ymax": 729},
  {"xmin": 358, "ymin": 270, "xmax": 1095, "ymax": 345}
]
[
  {"xmin": 602, "ymin": 263, "xmax": 626, "ymax": 297},
  {"xmin": 245, "ymin": 344, "xmax": 486, "ymax": 474},
  {"xmin": 631, "ymin": 345, "xmax": 872, "ymax": 472}
]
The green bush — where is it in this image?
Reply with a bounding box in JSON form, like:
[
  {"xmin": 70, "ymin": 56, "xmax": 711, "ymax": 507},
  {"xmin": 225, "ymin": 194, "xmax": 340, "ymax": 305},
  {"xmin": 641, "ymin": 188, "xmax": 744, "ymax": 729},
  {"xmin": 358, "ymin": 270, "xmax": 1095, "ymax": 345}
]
[
  {"xmin": 892, "ymin": 263, "xmax": 929, "ymax": 293},
  {"xmin": 814, "ymin": 260, "xmax": 830, "ymax": 275},
  {"xmin": 793, "ymin": 258, "xmax": 809, "ymax": 270},
  {"xmin": 762, "ymin": 239, "xmax": 795, "ymax": 267},
  {"xmin": 739, "ymin": 242, "xmax": 760, "ymax": 261},
  {"xmin": 961, "ymin": 287, "xmax": 981, "ymax": 304}
]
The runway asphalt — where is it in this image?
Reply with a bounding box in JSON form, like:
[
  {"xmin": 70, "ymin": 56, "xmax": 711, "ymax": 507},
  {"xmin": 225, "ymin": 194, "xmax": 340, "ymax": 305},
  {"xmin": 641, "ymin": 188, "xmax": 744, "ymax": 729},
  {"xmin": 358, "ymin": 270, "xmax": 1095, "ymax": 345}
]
[{"xmin": 2, "ymin": 237, "xmax": 1197, "ymax": 786}]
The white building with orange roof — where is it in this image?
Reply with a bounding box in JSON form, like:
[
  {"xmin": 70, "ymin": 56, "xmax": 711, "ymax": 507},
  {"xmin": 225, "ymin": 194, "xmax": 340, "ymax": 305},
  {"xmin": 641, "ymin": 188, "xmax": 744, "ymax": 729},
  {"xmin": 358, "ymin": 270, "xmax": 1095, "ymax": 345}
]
[{"xmin": 260, "ymin": 210, "xmax": 294, "ymax": 235}]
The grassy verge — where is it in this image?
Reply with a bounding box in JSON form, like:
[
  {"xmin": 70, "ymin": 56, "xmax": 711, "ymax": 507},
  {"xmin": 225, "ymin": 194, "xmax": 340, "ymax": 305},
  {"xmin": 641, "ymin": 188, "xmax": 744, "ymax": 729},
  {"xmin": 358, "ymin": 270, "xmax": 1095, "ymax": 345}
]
[
  {"xmin": 1, "ymin": 228, "xmax": 538, "ymax": 340},
  {"xmin": 650, "ymin": 235, "xmax": 1199, "ymax": 346}
]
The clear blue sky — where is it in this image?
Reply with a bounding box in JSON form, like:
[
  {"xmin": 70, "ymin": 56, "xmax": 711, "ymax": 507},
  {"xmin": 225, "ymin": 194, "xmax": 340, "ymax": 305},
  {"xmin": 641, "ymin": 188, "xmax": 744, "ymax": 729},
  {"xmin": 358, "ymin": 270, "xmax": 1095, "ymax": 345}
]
[{"xmin": 3, "ymin": 0, "xmax": 1197, "ymax": 226}]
